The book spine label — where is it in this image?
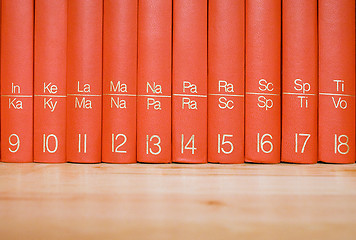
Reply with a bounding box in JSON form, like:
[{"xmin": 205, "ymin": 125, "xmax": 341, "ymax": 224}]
[
  {"xmin": 102, "ymin": 0, "xmax": 137, "ymax": 163},
  {"xmin": 1, "ymin": 0, "xmax": 34, "ymax": 163},
  {"xmin": 137, "ymin": 0, "xmax": 172, "ymax": 163},
  {"xmin": 172, "ymin": 0, "xmax": 207, "ymax": 163},
  {"xmin": 67, "ymin": 0, "xmax": 102, "ymax": 163},
  {"xmin": 208, "ymin": 0, "xmax": 245, "ymax": 164},
  {"xmin": 245, "ymin": 0, "xmax": 281, "ymax": 163},
  {"xmin": 281, "ymin": 0, "xmax": 318, "ymax": 164},
  {"xmin": 319, "ymin": 0, "xmax": 355, "ymax": 163},
  {"xmin": 34, "ymin": 0, "xmax": 67, "ymax": 163}
]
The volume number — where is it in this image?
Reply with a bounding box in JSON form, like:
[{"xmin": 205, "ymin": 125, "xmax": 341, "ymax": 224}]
[
  {"xmin": 181, "ymin": 134, "xmax": 196, "ymax": 154},
  {"xmin": 146, "ymin": 135, "xmax": 161, "ymax": 155},
  {"xmin": 257, "ymin": 133, "xmax": 273, "ymax": 154},
  {"xmin": 295, "ymin": 133, "xmax": 311, "ymax": 153},
  {"xmin": 217, "ymin": 134, "xmax": 234, "ymax": 154},
  {"xmin": 334, "ymin": 134, "xmax": 349, "ymax": 155},
  {"xmin": 9, "ymin": 134, "xmax": 20, "ymax": 153},
  {"xmin": 43, "ymin": 134, "xmax": 58, "ymax": 153},
  {"xmin": 112, "ymin": 134, "xmax": 127, "ymax": 153}
]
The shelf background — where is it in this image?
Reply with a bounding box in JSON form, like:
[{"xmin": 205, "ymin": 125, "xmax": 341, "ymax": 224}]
[{"xmin": 0, "ymin": 163, "xmax": 356, "ymax": 239}]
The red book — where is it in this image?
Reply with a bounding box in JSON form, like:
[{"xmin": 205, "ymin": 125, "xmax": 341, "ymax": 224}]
[
  {"xmin": 245, "ymin": 0, "xmax": 281, "ymax": 163},
  {"xmin": 281, "ymin": 0, "xmax": 318, "ymax": 164},
  {"xmin": 1, "ymin": 0, "xmax": 33, "ymax": 163},
  {"xmin": 102, "ymin": 0, "xmax": 137, "ymax": 163},
  {"xmin": 34, "ymin": 0, "xmax": 67, "ymax": 163},
  {"xmin": 137, "ymin": 0, "xmax": 172, "ymax": 163},
  {"xmin": 67, "ymin": 0, "xmax": 102, "ymax": 163},
  {"xmin": 172, "ymin": 0, "xmax": 207, "ymax": 163},
  {"xmin": 319, "ymin": 0, "xmax": 355, "ymax": 164},
  {"xmin": 208, "ymin": 0, "xmax": 245, "ymax": 164},
  {"xmin": 0, "ymin": 0, "xmax": 2, "ymax": 160}
]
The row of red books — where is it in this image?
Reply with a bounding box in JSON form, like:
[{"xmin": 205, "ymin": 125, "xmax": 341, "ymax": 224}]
[{"xmin": 0, "ymin": 0, "xmax": 355, "ymax": 164}]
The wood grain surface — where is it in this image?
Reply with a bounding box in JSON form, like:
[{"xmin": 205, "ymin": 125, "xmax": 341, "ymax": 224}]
[{"xmin": 0, "ymin": 163, "xmax": 356, "ymax": 239}]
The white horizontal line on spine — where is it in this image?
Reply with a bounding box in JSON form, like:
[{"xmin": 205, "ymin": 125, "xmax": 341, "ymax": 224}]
[
  {"xmin": 173, "ymin": 94, "xmax": 207, "ymax": 98},
  {"xmin": 283, "ymin": 92, "xmax": 316, "ymax": 96},
  {"xmin": 137, "ymin": 94, "xmax": 171, "ymax": 98},
  {"xmin": 208, "ymin": 93, "xmax": 244, "ymax": 97},
  {"xmin": 319, "ymin": 92, "xmax": 355, "ymax": 97},
  {"xmin": 34, "ymin": 95, "xmax": 66, "ymax": 97},
  {"xmin": 103, "ymin": 93, "xmax": 136, "ymax": 97},
  {"xmin": 67, "ymin": 94, "xmax": 102, "ymax": 97},
  {"xmin": 1, "ymin": 95, "xmax": 33, "ymax": 98},
  {"xmin": 246, "ymin": 92, "xmax": 280, "ymax": 96}
]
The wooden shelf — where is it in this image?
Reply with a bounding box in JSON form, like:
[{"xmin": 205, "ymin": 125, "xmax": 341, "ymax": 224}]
[{"xmin": 0, "ymin": 163, "xmax": 356, "ymax": 239}]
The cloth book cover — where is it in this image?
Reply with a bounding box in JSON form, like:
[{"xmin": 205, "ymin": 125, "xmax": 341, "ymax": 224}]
[
  {"xmin": 172, "ymin": 0, "xmax": 208, "ymax": 163},
  {"xmin": 137, "ymin": 0, "xmax": 172, "ymax": 163},
  {"xmin": 66, "ymin": 0, "xmax": 103, "ymax": 163},
  {"xmin": 1, "ymin": 0, "xmax": 34, "ymax": 162},
  {"xmin": 34, "ymin": 0, "xmax": 67, "ymax": 163},
  {"xmin": 208, "ymin": 0, "xmax": 245, "ymax": 163},
  {"xmin": 102, "ymin": 0, "xmax": 137, "ymax": 163},
  {"xmin": 245, "ymin": 0, "xmax": 281, "ymax": 163},
  {"xmin": 281, "ymin": 0, "xmax": 318, "ymax": 164},
  {"xmin": 319, "ymin": 0, "xmax": 355, "ymax": 164}
]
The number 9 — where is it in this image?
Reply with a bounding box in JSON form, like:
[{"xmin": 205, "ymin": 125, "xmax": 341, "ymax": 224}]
[{"xmin": 9, "ymin": 134, "xmax": 20, "ymax": 153}]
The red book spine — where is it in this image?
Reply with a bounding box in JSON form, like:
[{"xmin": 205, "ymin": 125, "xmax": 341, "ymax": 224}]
[
  {"xmin": 1, "ymin": 0, "xmax": 33, "ymax": 163},
  {"xmin": 208, "ymin": 0, "xmax": 245, "ymax": 164},
  {"xmin": 319, "ymin": 0, "xmax": 355, "ymax": 163},
  {"xmin": 281, "ymin": 0, "xmax": 318, "ymax": 164},
  {"xmin": 137, "ymin": 0, "xmax": 172, "ymax": 163},
  {"xmin": 245, "ymin": 0, "xmax": 281, "ymax": 163},
  {"xmin": 34, "ymin": 0, "xmax": 67, "ymax": 163},
  {"xmin": 172, "ymin": 0, "xmax": 207, "ymax": 163},
  {"xmin": 0, "ymin": 0, "xmax": 2, "ymax": 160},
  {"xmin": 67, "ymin": 0, "xmax": 102, "ymax": 163},
  {"xmin": 102, "ymin": 0, "xmax": 137, "ymax": 163}
]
